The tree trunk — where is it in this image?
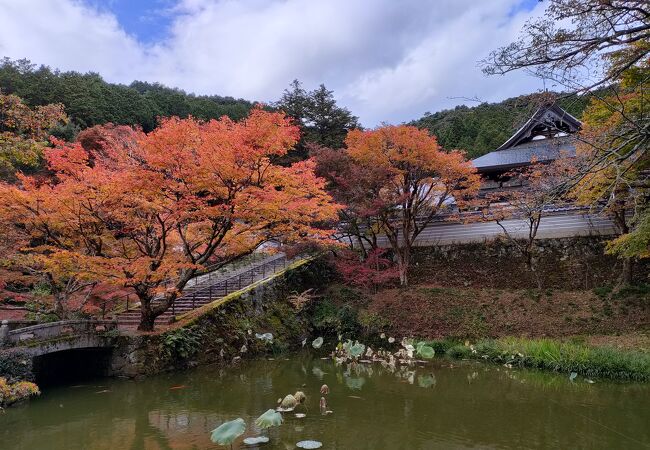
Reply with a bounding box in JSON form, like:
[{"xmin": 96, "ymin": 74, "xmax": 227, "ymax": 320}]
[
  {"xmin": 53, "ymin": 293, "xmax": 67, "ymax": 319},
  {"xmin": 618, "ymin": 257, "xmax": 633, "ymax": 286},
  {"xmin": 525, "ymin": 250, "xmax": 543, "ymax": 290},
  {"xmin": 138, "ymin": 297, "xmax": 157, "ymax": 332},
  {"xmin": 396, "ymin": 249, "xmax": 410, "ymax": 286}
]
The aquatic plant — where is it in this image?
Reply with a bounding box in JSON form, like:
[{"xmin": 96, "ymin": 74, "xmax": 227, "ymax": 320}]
[
  {"xmin": 255, "ymin": 409, "xmax": 283, "ymax": 429},
  {"xmin": 210, "ymin": 418, "xmax": 246, "ymax": 446},
  {"xmin": 294, "ymin": 391, "xmax": 306, "ymax": 404},
  {"xmin": 312, "ymin": 337, "xmax": 324, "ymax": 349},
  {"xmin": 296, "ymin": 440, "xmax": 323, "ymax": 449},
  {"xmin": 243, "ymin": 436, "xmax": 269, "ymax": 445},
  {"xmin": 278, "ymin": 394, "xmax": 298, "ymax": 411},
  {"xmin": 349, "ymin": 342, "xmax": 366, "ymax": 358},
  {"xmin": 415, "ymin": 342, "xmax": 435, "ymax": 359},
  {"xmin": 340, "ymin": 339, "xmax": 365, "ymax": 358}
]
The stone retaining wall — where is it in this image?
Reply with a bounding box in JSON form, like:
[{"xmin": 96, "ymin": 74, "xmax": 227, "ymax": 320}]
[
  {"xmin": 109, "ymin": 257, "xmax": 331, "ymax": 378},
  {"xmin": 410, "ymin": 236, "xmax": 648, "ymax": 289}
]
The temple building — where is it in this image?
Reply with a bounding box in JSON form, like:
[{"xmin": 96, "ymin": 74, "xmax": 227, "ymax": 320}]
[{"xmin": 471, "ymin": 103, "xmax": 582, "ymax": 196}]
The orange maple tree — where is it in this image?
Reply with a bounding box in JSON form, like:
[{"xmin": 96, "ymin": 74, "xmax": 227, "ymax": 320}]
[
  {"xmin": 0, "ymin": 108, "xmax": 339, "ymax": 329},
  {"xmin": 344, "ymin": 125, "xmax": 479, "ymax": 285}
]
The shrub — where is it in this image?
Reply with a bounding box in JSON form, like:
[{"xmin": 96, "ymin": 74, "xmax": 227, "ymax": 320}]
[
  {"xmin": 0, "ymin": 349, "xmax": 33, "ymax": 382},
  {"xmin": 311, "ymin": 298, "xmax": 360, "ymax": 337},
  {"xmin": 0, "ymin": 377, "xmax": 40, "ymax": 407},
  {"xmin": 357, "ymin": 309, "xmax": 390, "ymax": 334},
  {"xmin": 161, "ymin": 326, "xmax": 203, "ymax": 361}
]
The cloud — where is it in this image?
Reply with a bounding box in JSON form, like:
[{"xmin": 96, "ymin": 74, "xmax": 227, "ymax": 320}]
[
  {"xmin": 0, "ymin": 0, "xmax": 147, "ymax": 83},
  {"xmin": 0, "ymin": 0, "xmax": 547, "ymax": 126}
]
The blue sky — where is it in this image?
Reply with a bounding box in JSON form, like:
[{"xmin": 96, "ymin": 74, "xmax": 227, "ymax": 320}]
[
  {"xmin": 0, "ymin": 0, "xmax": 547, "ymax": 126},
  {"xmin": 86, "ymin": 0, "xmax": 177, "ymax": 43}
]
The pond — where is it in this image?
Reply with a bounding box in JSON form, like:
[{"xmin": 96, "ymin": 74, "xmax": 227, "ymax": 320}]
[{"xmin": 2, "ymin": 354, "xmax": 649, "ymax": 449}]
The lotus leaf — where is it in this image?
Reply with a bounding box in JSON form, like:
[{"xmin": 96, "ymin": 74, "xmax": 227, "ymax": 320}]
[
  {"xmin": 243, "ymin": 436, "xmax": 270, "ymax": 445},
  {"xmin": 296, "ymin": 440, "xmax": 323, "ymax": 449},
  {"xmin": 294, "ymin": 391, "xmax": 306, "ymax": 404},
  {"xmin": 278, "ymin": 394, "xmax": 297, "ymax": 410},
  {"xmin": 312, "ymin": 337, "xmax": 324, "ymax": 349},
  {"xmin": 210, "ymin": 418, "xmax": 246, "ymax": 445},
  {"xmin": 417, "ymin": 345, "xmax": 435, "ymax": 359},
  {"xmin": 255, "ymin": 409, "xmax": 283, "ymax": 429}
]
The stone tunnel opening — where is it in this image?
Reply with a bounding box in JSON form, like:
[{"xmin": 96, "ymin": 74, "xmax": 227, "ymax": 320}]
[{"xmin": 32, "ymin": 348, "xmax": 114, "ymax": 387}]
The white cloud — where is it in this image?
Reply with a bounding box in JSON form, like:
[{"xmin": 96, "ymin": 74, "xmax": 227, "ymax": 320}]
[
  {"xmin": 0, "ymin": 0, "xmax": 547, "ymax": 126},
  {"xmin": 0, "ymin": 0, "xmax": 148, "ymax": 82}
]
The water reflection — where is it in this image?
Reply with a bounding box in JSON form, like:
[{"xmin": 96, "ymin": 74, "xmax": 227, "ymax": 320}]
[{"xmin": 1, "ymin": 354, "xmax": 649, "ymax": 450}]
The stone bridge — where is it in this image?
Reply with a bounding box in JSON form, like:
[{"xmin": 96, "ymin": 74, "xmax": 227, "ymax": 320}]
[
  {"xmin": 0, "ymin": 320, "xmax": 120, "ymax": 385},
  {"xmin": 0, "ymin": 252, "xmax": 309, "ymax": 384},
  {"xmin": 1, "ymin": 319, "xmax": 119, "ymax": 357}
]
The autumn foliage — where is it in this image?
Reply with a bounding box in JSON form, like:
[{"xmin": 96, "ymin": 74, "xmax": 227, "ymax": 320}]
[
  {"xmin": 333, "ymin": 248, "xmax": 399, "ymax": 290},
  {"xmin": 0, "ymin": 108, "xmax": 339, "ymax": 330},
  {"xmin": 315, "ymin": 125, "xmax": 479, "ymax": 285},
  {"xmin": 0, "ymin": 93, "xmax": 66, "ymax": 181}
]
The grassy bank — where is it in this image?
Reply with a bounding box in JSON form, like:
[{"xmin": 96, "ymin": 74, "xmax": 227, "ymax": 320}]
[{"xmin": 441, "ymin": 337, "xmax": 650, "ymax": 382}]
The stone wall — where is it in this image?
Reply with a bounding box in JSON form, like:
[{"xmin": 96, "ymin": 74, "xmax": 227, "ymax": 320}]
[
  {"xmin": 109, "ymin": 258, "xmax": 332, "ymax": 378},
  {"xmin": 410, "ymin": 236, "xmax": 647, "ymax": 290}
]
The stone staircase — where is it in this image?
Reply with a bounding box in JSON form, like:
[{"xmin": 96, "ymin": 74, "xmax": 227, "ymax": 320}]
[{"xmin": 114, "ymin": 253, "xmax": 294, "ymax": 329}]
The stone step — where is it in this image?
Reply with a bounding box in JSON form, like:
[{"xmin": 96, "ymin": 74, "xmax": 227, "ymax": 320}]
[{"xmin": 114, "ymin": 254, "xmax": 292, "ymax": 328}]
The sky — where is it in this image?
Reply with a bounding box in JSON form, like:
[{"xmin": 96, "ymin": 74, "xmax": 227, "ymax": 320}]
[{"xmin": 0, "ymin": 0, "xmax": 548, "ymax": 126}]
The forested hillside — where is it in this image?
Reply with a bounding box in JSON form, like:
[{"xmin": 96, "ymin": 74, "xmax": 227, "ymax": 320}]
[
  {"xmin": 0, "ymin": 58, "xmax": 598, "ymax": 160},
  {"xmin": 0, "ymin": 58, "xmax": 253, "ymax": 136},
  {"xmin": 411, "ymin": 93, "xmax": 596, "ymax": 158}
]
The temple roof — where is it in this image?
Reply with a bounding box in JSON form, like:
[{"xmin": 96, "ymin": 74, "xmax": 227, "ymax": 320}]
[
  {"xmin": 471, "ymin": 136, "xmax": 576, "ymax": 173},
  {"xmin": 472, "ymin": 103, "xmax": 582, "ymax": 174},
  {"xmin": 498, "ymin": 103, "xmax": 581, "ymax": 150}
]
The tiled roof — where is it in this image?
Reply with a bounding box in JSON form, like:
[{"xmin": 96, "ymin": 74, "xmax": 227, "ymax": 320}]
[
  {"xmin": 497, "ymin": 103, "xmax": 582, "ymax": 150},
  {"xmin": 472, "ymin": 136, "xmax": 576, "ymax": 173}
]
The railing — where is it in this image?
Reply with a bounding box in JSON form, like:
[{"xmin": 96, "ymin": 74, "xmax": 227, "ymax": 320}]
[
  {"xmin": 97, "ymin": 252, "xmax": 280, "ymax": 319},
  {"xmin": 3, "ymin": 320, "xmax": 118, "ymax": 346},
  {"xmin": 168, "ymin": 252, "xmax": 293, "ymax": 317}
]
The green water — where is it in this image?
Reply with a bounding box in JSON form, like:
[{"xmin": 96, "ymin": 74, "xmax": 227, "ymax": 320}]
[{"xmin": 2, "ymin": 355, "xmax": 649, "ymax": 450}]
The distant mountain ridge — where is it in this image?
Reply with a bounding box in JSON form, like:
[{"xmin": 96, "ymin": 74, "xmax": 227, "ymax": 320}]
[
  {"xmin": 1, "ymin": 58, "xmax": 596, "ymax": 158},
  {"xmin": 0, "ymin": 58, "xmax": 253, "ymax": 136}
]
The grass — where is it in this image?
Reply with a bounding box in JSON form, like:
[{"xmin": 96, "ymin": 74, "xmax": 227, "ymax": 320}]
[{"xmin": 446, "ymin": 337, "xmax": 650, "ymax": 382}]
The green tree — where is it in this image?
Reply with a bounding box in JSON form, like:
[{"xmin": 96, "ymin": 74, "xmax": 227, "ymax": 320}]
[
  {"xmin": 0, "ymin": 58, "xmax": 253, "ymax": 135},
  {"xmin": 275, "ymin": 80, "xmax": 359, "ymax": 161}
]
